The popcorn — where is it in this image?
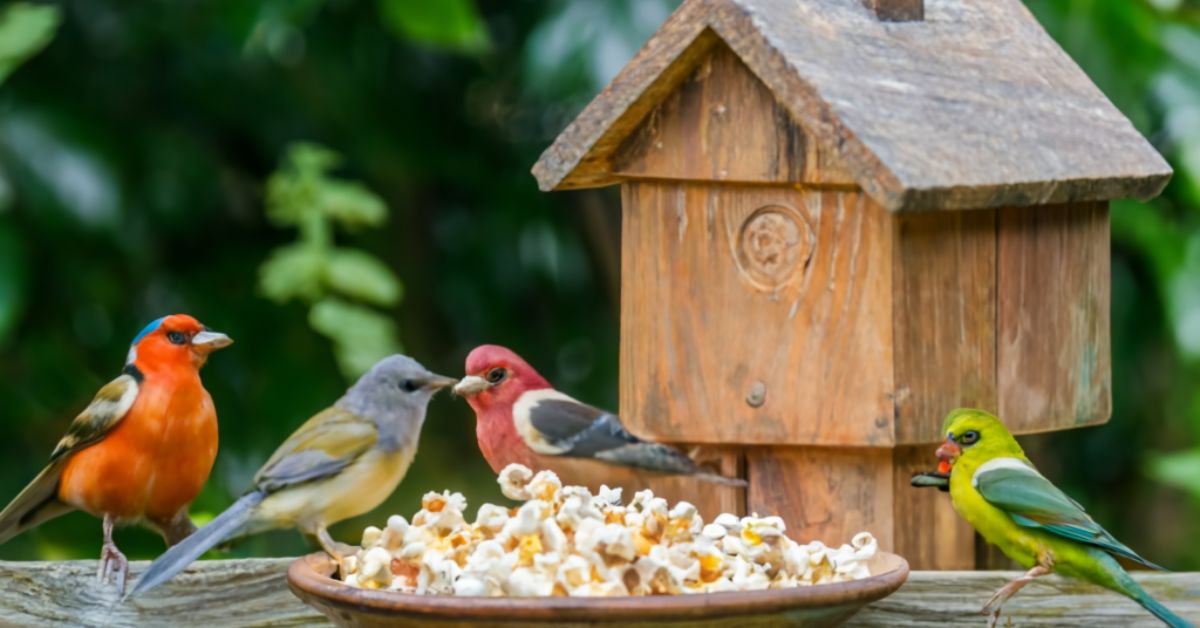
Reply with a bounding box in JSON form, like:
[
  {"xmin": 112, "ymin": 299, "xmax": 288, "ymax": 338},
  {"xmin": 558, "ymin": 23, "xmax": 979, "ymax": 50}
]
[
  {"xmin": 498, "ymin": 464, "xmax": 534, "ymax": 500},
  {"xmin": 339, "ymin": 465, "xmax": 879, "ymax": 597}
]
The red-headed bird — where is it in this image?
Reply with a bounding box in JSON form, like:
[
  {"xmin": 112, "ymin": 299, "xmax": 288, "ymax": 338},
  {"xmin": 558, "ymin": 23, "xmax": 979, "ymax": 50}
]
[
  {"xmin": 0, "ymin": 314, "xmax": 232, "ymax": 591},
  {"xmin": 454, "ymin": 344, "xmax": 744, "ymax": 489}
]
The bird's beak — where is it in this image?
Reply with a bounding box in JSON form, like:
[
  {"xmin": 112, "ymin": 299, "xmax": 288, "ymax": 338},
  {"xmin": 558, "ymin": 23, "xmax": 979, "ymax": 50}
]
[
  {"xmin": 191, "ymin": 330, "xmax": 233, "ymax": 354},
  {"xmin": 453, "ymin": 375, "xmax": 489, "ymax": 397},
  {"xmin": 426, "ymin": 374, "xmax": 459, "ymax": 392},
  {"xmin": 936, "ymin": 437, "xmax": 961, "ymax": 472}
]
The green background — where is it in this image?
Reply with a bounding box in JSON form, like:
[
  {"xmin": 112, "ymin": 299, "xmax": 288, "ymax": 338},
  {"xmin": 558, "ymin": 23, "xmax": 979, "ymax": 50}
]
[{"xmin": 0, "ymin": 0, "xmax": 1197, "ymax": 571}]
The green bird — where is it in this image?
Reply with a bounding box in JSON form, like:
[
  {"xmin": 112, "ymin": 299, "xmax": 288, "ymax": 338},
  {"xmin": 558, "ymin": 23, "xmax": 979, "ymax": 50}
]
[{"xmin": 935, "ymin": 408, "xmax": 1192, "ymax": 628}]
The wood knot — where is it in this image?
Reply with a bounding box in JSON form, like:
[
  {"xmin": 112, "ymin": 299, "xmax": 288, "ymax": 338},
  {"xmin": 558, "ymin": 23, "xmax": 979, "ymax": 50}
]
[
  {"xmin": 746, "ymin": 381, "xmax": 767, "ymax": 408},
  {"xmin": 735, "ymin": 205, "xmax": 813, "ymax": 291}
]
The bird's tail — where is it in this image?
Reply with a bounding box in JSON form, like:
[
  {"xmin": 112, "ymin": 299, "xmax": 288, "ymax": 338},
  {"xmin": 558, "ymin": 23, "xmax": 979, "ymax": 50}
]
[
  {"xmin": 600, "ymin": 443, "xmax": 748, "ymax": 487},
  {"xmin": 1134, "ymin": 590, "xmax": 1194, "ymax": 628},
  {"xmin": 0, "ymin": 460, "xmax": 73, "ymax": 545},
  {"xmin": 127, "ymin": 491, "xmax": 265, "ymax": 599},
  {"xmin": 695, "ymin": 471, "xmax": 749, "ymax": 488},
  {"xmin": 1111, "ymin": 561, "xmax": 1195, "ymax": 628}
]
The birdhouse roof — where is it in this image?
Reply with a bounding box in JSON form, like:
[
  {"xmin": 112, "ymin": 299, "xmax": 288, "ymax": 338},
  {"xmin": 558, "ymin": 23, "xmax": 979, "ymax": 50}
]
[{"xmin": 531, "ymin": 0, "xmax": 1173, "ymax": 212}]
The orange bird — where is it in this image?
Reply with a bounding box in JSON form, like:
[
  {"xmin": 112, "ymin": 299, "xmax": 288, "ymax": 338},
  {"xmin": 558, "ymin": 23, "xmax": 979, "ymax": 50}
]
[{"xmin": 0, "ymin": 314, "xmax": 232, "ymax": 591}]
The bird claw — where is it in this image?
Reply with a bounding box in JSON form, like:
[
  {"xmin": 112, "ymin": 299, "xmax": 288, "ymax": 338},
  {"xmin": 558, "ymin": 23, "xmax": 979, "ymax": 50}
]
[{"xmin": 97, "ymin": 541, "xmax": 129, "ymax": 594}]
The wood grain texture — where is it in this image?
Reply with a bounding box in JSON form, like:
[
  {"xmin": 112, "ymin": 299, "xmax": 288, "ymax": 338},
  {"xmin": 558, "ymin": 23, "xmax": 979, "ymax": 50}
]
[
  {"xmin": 619, "ymin": 182, "xmax": 894, "ymax": 446},
  {"xmin": 530, "ymin": 1, "xmax": 719, "ymax": 192},
  {"xmin": 892, "ymin": 210, "xmax": 997, "ymax": 444},
  {"xmin": 861, "ymin": 0, "xmax": 924, "ymax": 22},
  {"xmin": 1, "ymin": 559, "xmax": 1196, "ymax": 627},
  {"xmin": 849, "ymin": 570, "xmax": 1200, "ymax": 627},
  {"xmin": 0, "ymin": 558, "xmax": 320, "ymax": 627},
  {"xmin": 747, "ymin": 448, "xmax": 894, "ymax": 553},
  {"xmin": 532, "ymin": 0, "xmax": 1172, "ymax": 210},
  {"xmin": 613, "ymin": 43, "xmax": 854, "ymax": 186},
  {"xmin": 891, "ymin": 445, "xmax": 975, "ymax": 571},
  {"xmin": 998, "ymin": 202, "xmax": 1112, "ymax": 432}
]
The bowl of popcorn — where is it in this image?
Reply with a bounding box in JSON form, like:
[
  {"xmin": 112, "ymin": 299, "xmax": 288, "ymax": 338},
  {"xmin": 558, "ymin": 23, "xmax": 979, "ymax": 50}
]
[{"xmin": 287, "ymin": 465, "xmax": 909, "ymax": 627}]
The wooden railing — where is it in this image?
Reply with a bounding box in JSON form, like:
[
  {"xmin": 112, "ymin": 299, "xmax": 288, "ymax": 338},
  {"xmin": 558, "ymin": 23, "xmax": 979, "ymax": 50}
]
[{"xmin": 1, "ymin": 560, "xmax": 1196, "ymax": 626}]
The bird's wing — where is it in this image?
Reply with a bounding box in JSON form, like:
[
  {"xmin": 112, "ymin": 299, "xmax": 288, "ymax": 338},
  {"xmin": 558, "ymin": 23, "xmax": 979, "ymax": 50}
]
[
  {"xmin": 513, "ymin": 389, "xmax": 642, "ymax": 456},
  {"xmin": 0, "ymin": 372, "xmax": 138, "ymax": 543},
  {"xmin": 974, "ymin": 457, "xmax": 1164, "ymax": 570},
  {"xmin": 50, "ymin": 372, "xmax": 141, "ymax": 461},
  {"xmin": 253, "ymin": 407, "xmax": 378, "ymax": 493},
  {"xmin": 513, "ymin": 389, "xmax": 716, "ymax": 478}
]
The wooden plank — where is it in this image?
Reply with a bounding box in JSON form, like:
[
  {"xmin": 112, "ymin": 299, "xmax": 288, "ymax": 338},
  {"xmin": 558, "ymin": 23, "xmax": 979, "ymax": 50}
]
[
  {"xmin": 534, "ymin": 0, "xmax": 1172, "ymax": 210},
  {"xmin": 861, "ymin": 0, "xmax": 924, "ymax": 22},
  {"xmin": 530, "ymin": 2, "xmax": 720, "ymax": 192},
  {"xmin": 747, "ymin": 447, "xmax": 894, "ymax": 553},
  {"xmin": 613, "ymin": 43, "xmax": 854, "ymax": 186},
  {"xmin": 997, "ymin": 202, "xmax": 1111, "ymax": 433},
  {"xmin": 892, "ymin": 209, "xmax": 997, "ymax": 445},
  {"xmin": 0, "ymin": 558, "xmax": 321, "ymax": 627},
  {"xmin": 891, "ymin": 445, "xmax": 975, "ymax": 571},
  {"xmin": 850, "ymin": 570, "xmax": 1200, "ymax": 627},
  {"xmin": 1, "ymin": 559, "xmax": 1197, "ymax": 626},
  {"xmin": 620, "ymin": 182, "xmax": 895, "ymax": 446}
]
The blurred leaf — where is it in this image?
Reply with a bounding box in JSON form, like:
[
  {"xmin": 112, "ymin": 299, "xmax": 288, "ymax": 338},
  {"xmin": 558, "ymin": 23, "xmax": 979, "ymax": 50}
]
[
  {"xmin": 265, "ymin": 143, "xmax": 340, "ymax": 227},
  {"xmin": 288, "ymin": 142, "xmax": 341, "ymax": 174},
  {"xmin": 0, "ymin": 3, "xmax": 60, "ymax": 85},
  {"xmin": 266, "ymin": 143, "xmax": 385, "ymax": 230},
  {"xmin": 319, "ymin": 180, "xmax": 387, "ymax": 229},
  {"xmin": 327, "ymin": 249, "xmax": 402, "ymax": 306},
  {"xmin": 0, "ymin": 223, "xmax": 28, "ymax": 344},
  {"xmin": 378, "ymin": 0, "xmax": 490, "ymax": 53},
  {"xmin": 259, "ymin": 243, "xmax": 325, "ymax": 303},
  {"xmin": 309, "ymin": 298, "xmax": 400, "ymax": 377},
  {"xmin": 1148, "ymin": 449, "xmax": 1200, "ymax": 500}
]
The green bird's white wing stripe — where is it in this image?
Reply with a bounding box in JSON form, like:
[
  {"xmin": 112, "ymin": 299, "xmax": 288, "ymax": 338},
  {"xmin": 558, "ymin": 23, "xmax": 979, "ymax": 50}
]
[{"xmin": 973, "ymin": 457, "xmax": 1164, "ymax": 570}]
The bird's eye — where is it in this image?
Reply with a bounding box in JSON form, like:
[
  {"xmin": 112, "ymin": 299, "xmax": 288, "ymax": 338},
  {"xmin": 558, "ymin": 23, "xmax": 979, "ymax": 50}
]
[
  {"xmin": 486, "ymin": 368, "xmax": 506, "ymax": 384},
  {"xmin": 167, "ymin": 331, "xmax": 187, "ymax": 345},
  {"xmin": 959, "ymin": 431, "xmax": 980, "ymax": 446},
  {"xmin": 400, "ymin": 379, "xmax": 419, "ymax": 393}
]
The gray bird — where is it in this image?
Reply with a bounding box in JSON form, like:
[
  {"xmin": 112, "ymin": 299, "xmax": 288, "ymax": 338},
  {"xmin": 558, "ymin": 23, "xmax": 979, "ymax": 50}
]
[{"xmin": 128, "ymin": 355, "xmax": 456, "ymax": 597}]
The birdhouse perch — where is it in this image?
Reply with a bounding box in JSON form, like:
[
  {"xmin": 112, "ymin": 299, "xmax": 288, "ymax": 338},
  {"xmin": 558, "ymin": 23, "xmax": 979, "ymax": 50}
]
[{"xmin": 533, "ymin": 0, "xmax": 1171, "ymax": 570}]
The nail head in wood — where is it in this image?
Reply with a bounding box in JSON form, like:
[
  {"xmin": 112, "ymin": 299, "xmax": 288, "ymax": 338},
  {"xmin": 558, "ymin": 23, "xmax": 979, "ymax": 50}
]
[
  {"xmin": 746, "ymin": 381, "xmax": 767, "ymax": 408},
  {"xmin": 863, "ymin": 0, "xmax": 924, "ymax": 22}
]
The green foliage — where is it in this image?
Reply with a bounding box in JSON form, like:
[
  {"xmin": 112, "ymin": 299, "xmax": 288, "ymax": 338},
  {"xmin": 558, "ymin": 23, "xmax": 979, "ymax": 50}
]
[
  {"xmin": 309, "ymin": 298, "xmax": 400, "ymax": 379},
  {"xmin": 1149, "ymin": 450, "xmax": 1200, "ymax": 501},
  {"xmin": 0, "ymin": 3, "xmax": 60, "ymax": 85},
  {"xmin": 0, "ymin": 223, "xmax": 28, "ymax": 346},
  {"xmin": 1028, "ymin": 0, "xmax": 1200, "ymax": 566},
  {"xmin": 0, "ymin": 2, "xmax": 57, "ymax": 345},
  {"xmin": 378, "ymin": 0, "xmax": 490, "ymax": 53},
  {"xmin": 259, "ymin": 143, "xmax": 402, "ymax": 378}
]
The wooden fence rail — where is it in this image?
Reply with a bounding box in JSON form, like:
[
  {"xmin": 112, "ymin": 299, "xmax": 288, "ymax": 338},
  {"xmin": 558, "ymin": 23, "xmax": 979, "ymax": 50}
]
[{"xmin": 1, "ymin": 560, "xmax": 1196, "ymax": 627}]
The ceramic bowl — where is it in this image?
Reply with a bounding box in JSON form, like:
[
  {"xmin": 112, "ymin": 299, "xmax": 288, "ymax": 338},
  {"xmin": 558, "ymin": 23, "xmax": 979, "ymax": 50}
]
[{"xmin": 287, "ymin": 551, "xmax": 909, "ymax": 627}]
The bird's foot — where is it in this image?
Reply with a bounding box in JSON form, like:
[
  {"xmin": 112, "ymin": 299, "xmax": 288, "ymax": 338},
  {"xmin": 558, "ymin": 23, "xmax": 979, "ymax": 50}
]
[
  {"xmin": 97, "ymin": 540, "xmax": 129, "ymax": 593},
  {"xmin": 981, "ymin": 590, "xmax": 1006, "ymax": 615}
]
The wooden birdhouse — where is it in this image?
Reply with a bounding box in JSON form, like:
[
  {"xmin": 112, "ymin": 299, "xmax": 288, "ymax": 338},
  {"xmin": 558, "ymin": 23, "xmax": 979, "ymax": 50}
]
[{"xmin": 532, "ymin": 0, "xmax": 1171, "ymax": 570}]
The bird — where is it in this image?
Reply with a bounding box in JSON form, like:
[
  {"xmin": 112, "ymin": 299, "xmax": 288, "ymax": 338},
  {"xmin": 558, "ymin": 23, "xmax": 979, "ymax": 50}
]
[
  {"xmin": 454, "ymin": 344, "xmax": 745, "ymax": 490},
  {"xmin": 128, "ymin": 354, "xmax": 456, "ymax": 598},
  {"xmin": 0, "ymin": 314, "xmax": 232, "ymax": 592},
  {"xmin": 935, "ymin": 408, "xmax": 1192, "ymax": 628}
]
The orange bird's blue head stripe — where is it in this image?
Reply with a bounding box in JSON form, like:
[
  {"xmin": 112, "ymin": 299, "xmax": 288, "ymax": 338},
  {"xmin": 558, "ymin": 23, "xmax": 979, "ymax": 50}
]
[{"xmin": 131, "ymin": 317, "xmax": 165, "ymax": 347}]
